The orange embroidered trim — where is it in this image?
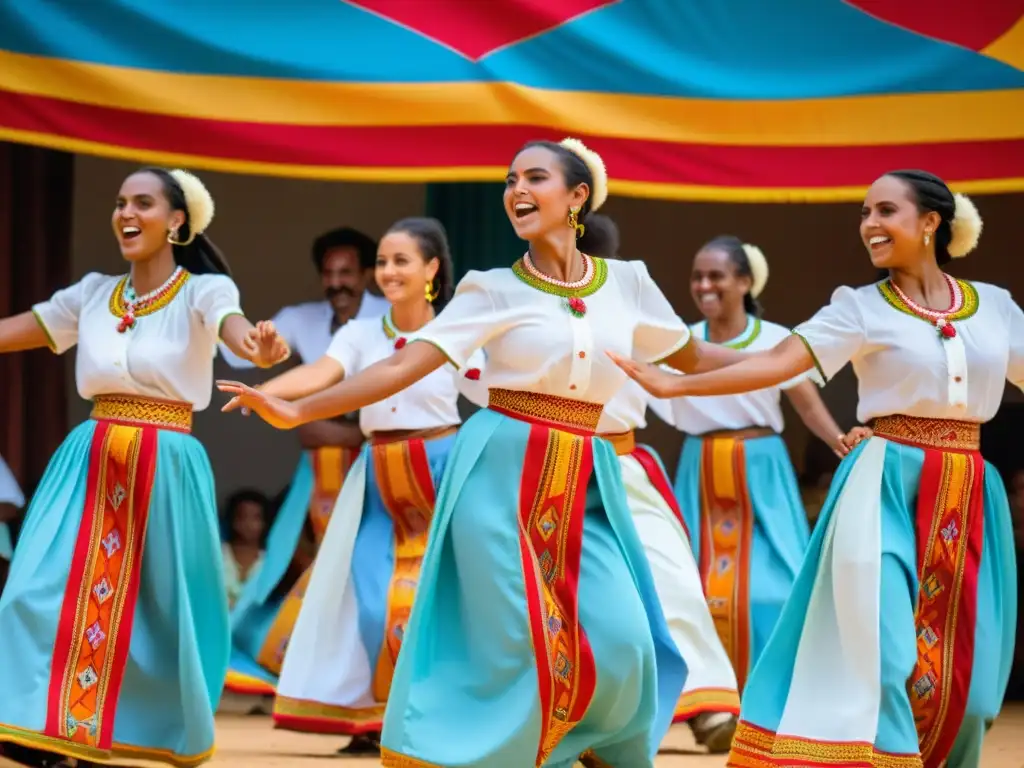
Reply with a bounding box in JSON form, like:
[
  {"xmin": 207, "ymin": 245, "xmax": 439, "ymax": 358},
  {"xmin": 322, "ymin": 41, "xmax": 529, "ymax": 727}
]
[
  {"xmin": 872, "ymin": 415, "xmax": 980, "ymax": 452},
  {"xmin": 273, "ymin": 695, "xmax": 385, "ymax": 734},
  {"xmin": 699, "ymin": 436, "xmax": 754, "ymax": 691},
  {"xmin": 222, "ymin": 669, "xmax": 274, "ymax": 696},
  {"xmin": 674, "ymin": 687, "xmax": 741, "ymax": 720},
  {"xmin": 518, "ymin": 426, "xmax": 596, "ymax": 765},
  {"xmin": 728, "ymin": 721, "xmax": 923, "ymax": 767},
  {"xmin": 601, "ymin": 430, "xmax": 635, "ymax": 456},
  {"xmin": 371, "ymin": 437, "xmax": 437, "ymax": 703},
  {"xmin": 45, "ymin": 422, "xmax": 157, "ymax": 750},
  {"xmin": 0, "ymin": 725, "xmax": 214, "ymax": 768},
  {"xmin": 489, "ymin": 388, "xmax": 602, "ymax": 434},
  {"xmin": 380, "ymin": 747, "xmax": 442, "ymax": 767},
  {"xmin": 90, "ymin": 394, "xmax": 192, "ymax": 433}
]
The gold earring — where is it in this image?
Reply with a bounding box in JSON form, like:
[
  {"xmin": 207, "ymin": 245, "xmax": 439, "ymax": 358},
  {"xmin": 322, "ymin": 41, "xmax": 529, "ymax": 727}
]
[
  {"xmin": 425, "ymin": 279, "xmax": 438, "ymax": 302},
  {"xmin": 568, "ymin": 206, "xmax": 585, "ymax": 239},
  {"xmin": 924, "ymin": 231, "xmax": 932, "ymax": 247},
  {"xmin": 167, "ymin": 228, "xmax": 181, "ymax": 244}
]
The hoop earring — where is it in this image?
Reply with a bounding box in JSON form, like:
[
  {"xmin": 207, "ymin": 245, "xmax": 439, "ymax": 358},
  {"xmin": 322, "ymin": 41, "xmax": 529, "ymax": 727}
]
[
  {"xmin": 167, "ymin": 228, "xmax": 181, "ymax": 244},
  {"xmin": 425, "ymin": 279, "xmax": 438, "ymax": 303},
  {"xmin": 567, "ymin": 206, "xmax": 585, "ymax": 239}
]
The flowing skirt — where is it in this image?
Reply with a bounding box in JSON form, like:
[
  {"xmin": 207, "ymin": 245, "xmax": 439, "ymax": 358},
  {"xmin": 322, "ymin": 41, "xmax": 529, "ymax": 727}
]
[
  {"xmin": 380, "ymin": 394, "xmax": 686, "ymax": 768},
  {"xmin": 273, "ymin": 431, "xmax": 454, "ymax": 734},
  {"xmin": 729, "ymin": 420, "xmax": 1017, "ymax": 768},
  {"xmin": 613, "ymin": 437, "xmax": 740, "ymax": 723},
  {"xmin": 0, "ymin": 402, "xmax": 228, "ymax": 767},
  {"xmin": 675, "ymin": 431, "xmax": 809, "ymax": 688},
  {"xmin": 226, "ymin": 446, "xmax": 356, "ymax": 696}
]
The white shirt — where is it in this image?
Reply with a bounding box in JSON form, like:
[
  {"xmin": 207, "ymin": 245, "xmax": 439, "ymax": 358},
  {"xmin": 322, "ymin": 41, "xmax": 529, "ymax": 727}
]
[
  {"xmin": 0, "ymin": 455, "xmax": 24, "ymax": 508},
  {"xmin": 598, "ymin": 379, "xmax": 652, "ymax": 433},
  {"xmin": 413, "ymin": 260, "xmax": 688, "ymax": 405},
  {"xmin": 326, "ymin": 313, "xmax": 472, "ymax": 434},
  {"xmin": 661, "ymin": 317, "xmax": 805, "ymax": 435},
  {"xmin": 795, "ymin": 280, "xmax": 1024, "ymax": 424},
  {"xmin": 33, "ymin": 272, "xmax": 243, "ymax": 411},
  {"xmin": 220, "ymin": 294, "xmax": 389, "ymax": 368}
]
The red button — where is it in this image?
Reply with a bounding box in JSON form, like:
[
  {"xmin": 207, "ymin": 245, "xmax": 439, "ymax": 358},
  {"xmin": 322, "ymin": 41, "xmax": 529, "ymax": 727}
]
[
  {"xmin": 569, "ymin": 384, "xmax": 577, "ymax": 390},
  {"xmin": 578, "ymin": 351, "xmax": 586, "ymax": 359},
  {"xmin": 954, "ymin": 376, "xmax": 962, "ymax": 383}
]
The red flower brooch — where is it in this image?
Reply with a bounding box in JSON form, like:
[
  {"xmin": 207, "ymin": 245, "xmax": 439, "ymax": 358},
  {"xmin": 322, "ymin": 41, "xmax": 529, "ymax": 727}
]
[
  {"xmin": 394, "ymin": 337, "xmax": 407, "ymax": 350},
  {"xmin": 565, "ymin": 296, "xmax": 587, "ymax": 318},
  {"xmin": 935, "ymin": 318, "xmax": 956, "ymax": 340},
  {"xmin": 465, "ymin": 368, "xmax": 481, "ymax": 380}
]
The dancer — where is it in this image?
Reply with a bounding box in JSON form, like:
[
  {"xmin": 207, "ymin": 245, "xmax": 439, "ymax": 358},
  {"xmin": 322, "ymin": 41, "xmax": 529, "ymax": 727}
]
[
  {"xmin": 657, "ymin": 236, "xmax": 850, "ymax": 689},
  {"xmin": 613, "ymin": 170, "xmax": 1017, "ymax": 768},
  {"xmin": 0, "ymin": 167, "xmax": 288, "ymax": 768},
  {"xmin": 228, "ymin": 218, "xmax": 474, "ymax": 753},
  {"xmin": 223, "ymin": 227, "xmax": 385, "ymax": 697},
  {"xmin": 219, "ymin": 138, "xmax": 756, "ymax": 767}
]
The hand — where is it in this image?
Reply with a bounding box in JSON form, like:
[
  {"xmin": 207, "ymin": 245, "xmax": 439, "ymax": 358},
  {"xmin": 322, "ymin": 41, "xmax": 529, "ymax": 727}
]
[
  {"xmin": 243, "ymin": 321, "xmax": 290, "ymax": 369},
  {"xmin": 606, "ymin": 350, "xmax": 683, "ymax": 399},
  {"xmin": 217, "ymin": 380, "xmax": 303, "ymax": 429},
  {"xmin": 834, "ymin": 425, "xmax": 873, "ymax": 458}
]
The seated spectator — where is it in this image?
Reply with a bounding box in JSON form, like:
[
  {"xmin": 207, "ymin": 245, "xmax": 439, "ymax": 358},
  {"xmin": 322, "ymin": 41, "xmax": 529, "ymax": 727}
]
[{"xmin": 222, "ymin": 489, "xmax": 269, "ymax": 609}]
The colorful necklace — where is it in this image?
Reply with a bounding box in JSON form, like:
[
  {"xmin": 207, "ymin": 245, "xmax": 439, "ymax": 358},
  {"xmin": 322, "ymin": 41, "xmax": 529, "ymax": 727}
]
[
  {"xmin": 108, "ymin": 267, "xmax": 190, "ymax": 333},
  {"xmin": 877, "ymin": 274, "xmax": 979, "ymax": 341},
  {"xmin": 511, "ymin": 253, "xmax": 608, "ymax": 318}
]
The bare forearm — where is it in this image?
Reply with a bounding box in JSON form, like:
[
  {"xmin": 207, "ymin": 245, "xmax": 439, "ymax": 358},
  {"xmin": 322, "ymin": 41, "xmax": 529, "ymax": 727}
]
[
  {"xmin": 0, "ymin": 313, "xmax": 50, "ymax": 353},
  {"xmin": 293, "ymin": 341, "xmax": 446, "ymax": 425},
  {"xmin": 260, "ymin": 357, "xmax": 342, "ymax": 401},
  {"xmin": 665, "ymin": 336, "xmax": 814, "ymax": 397},
  {"xmin": 662, "ymin": 338, "xmax": 751, "ymax": 375},
  {"xmin": 219, "ymin": 314, "xmax": 258, "ymax": 362},
  {"xmin": 787, "ymin": 381, "xmax": 844, "ymax": 449}
]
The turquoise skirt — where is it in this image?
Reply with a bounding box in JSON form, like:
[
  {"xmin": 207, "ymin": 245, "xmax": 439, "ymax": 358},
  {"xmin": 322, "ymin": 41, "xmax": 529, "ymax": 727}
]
[
  {"xmin": 729, "ymin": 434, "xmax": 1017, "ymax": 768},
  {"xmin": 0, "ymin": 417, "xmax": 228, "ymax": 767},
  {"xmin": 227, "ymin": 446, "xmax": 356, "ymax": 695},
  {"xmin": 380, "ymin": 406, "xmax": 686, "ymax": 768},
  {"xmin": 674, "ymin": 432, "xmax": 809, "ymax": 686}
]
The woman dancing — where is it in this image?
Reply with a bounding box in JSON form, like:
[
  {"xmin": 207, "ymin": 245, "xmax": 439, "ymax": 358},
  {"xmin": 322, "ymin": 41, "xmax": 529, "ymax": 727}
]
[
  {"xmin": 230, "ymin": 218, "xmax": 473, "ymax": 754},
  {"xmin": 656, "ymin": 236, "xmax": 850, "ymax": 688},
  {"xmin": 614, "ymin": 170, "xmax": 1017, "ymax": 768},
  {"xmin": 0, "ymin": 167, "xmax": 288, "ymax": 768},
  {"xmin": 218, "ymin": 138, "xmax": 758, "ymax": 767}
]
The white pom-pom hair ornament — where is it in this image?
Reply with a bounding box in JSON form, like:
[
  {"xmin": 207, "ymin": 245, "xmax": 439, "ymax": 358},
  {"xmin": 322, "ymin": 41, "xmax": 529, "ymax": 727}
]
[
  {"xmin": 947, "ymin": 192, "xmax": 982, "ymax": 259},
  {"xmin": 741, "ymin": 243, "xmax": 769, "ymax": 298},
  {"xmin": 559, "ymin": 138, "xmax": 608, "ymax": 212},
  {"xmin": 168, "ymin": 169, "xmax": 215, "ymax": 245}
]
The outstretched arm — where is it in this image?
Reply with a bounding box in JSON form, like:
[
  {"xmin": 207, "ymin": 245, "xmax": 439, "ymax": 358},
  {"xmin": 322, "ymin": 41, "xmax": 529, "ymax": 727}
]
[
  {"xmin": 611, "ymin": 335, "xmax": 814, "ymax": 399},
  {"xmin": 259, "ymin": 355, "xmax": 345, "ymax": 401},
  {"xmin": 218, "ymin": 340, "xmax": 447, "ymax": 429},
  {"xmin": 0, "ymin": 313, "xmax": 51, "ymax": 353},
  {"xmin": 661, "ymin": 337, "xmax": 752, "ymax": 374},
  {"xmin": 220, "ymin": 316, "xmax": 290, "ymax": 369}
]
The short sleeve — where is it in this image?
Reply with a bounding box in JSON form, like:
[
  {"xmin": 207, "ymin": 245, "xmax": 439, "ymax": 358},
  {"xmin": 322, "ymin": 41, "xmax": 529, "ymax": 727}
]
[
  {"xmin": 413, "ymin": 271, "xmax": 505, "ymax": 369},
  {"xmin": 32, "ymin": 272, "xmax": 104, "ymax": 354},
  {"xmin": 792, "ymin": 286, "xmax": 865, "ymax": 383},
  {"xmin": 324, "ymin": 321, "xmax": 362, "ymax": 376},
  {"xmin": 1004, "ymin": 290, "xmax": 1024, "ymax": 390},
  {"xmin": 454, "ymin": 348, "xmax": 490, "ymax": 408},
  {"xmin": 191, "ymin": 274, "xmax": 243, "ymax": 340},
  {"xmin": 627, "ymin": 261, "xmax": 690, "ymax": 363}
]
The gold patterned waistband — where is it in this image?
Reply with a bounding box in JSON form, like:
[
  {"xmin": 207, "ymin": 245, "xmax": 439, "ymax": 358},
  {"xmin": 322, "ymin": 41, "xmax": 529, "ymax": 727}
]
[
  {"xmin": 601, "ymin": 430, "xmax": 636, "ymax": 456},
  {"xmin": 692, "ymin": 426, "xmax": 775, "ymax": 441},
  {"xmin": 488, "ymin": 388, "xmax": 603, "ymax": 435},
  {"xmin": 90, "ymin": 394, "xmax": 193, "ymax": 433},
  {"xmin": 871, "ymin": 414, "xmax": 980, "ymax": 452},
  {"xmin": 370, "ymin": 425, "xmax": 458, "ymax": 445}
]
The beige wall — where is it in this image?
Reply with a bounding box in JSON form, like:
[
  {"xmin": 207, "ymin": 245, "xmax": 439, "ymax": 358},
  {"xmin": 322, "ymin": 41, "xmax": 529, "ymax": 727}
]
[{"xmin": 69, "ymin": 154, "xmax": 1024, "ymax": 501}]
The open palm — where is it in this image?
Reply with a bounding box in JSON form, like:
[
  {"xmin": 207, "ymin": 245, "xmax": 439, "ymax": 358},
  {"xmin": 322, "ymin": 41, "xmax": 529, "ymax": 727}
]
[{"xmin": 217, "ymin": 380, "xmax": 301, "ymax": 430}]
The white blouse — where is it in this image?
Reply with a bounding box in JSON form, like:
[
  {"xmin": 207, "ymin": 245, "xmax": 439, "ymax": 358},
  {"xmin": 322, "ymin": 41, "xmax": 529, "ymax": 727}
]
[
  {"xmin": 597, "ymin": 379, "xmax": 652, "ymax": 434},
  {"xmin": 326, "ymin": 313, "xmax": 471, "ymax": 434},
  {"xmin": 795, "ymin": 279, "xmax": 1024, "ymax": 424},
  {"xmin": 413, "ymin": 259, "xmax": 688, "ymax": 405},
  {"xmin": 662, "ymin": 317, "xmax": 805, "ymax": 435},
  {"xmin": 33, "ymin": 271, "xmax": 244, "ymax": 411}
]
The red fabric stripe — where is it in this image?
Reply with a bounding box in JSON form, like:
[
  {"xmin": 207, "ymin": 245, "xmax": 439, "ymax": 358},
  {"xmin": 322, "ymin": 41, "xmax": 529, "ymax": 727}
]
[
  {"xmin": 406, "ymin": 438, "xmax": 437, "ymax": 508},
  {"xmin": 2, "ymin": 89, "xmax": 1020, "ymax": 188},
  {"xmin": 45, "ymin": 421, "xmax": 111, "ymax": 737},
  {"xmin": 565, "ymin": 438, "xmax": 595, "ymax": 723},
  {"xmin": 98, "ymin": 425, "xmax": 158, "ymax": 746},
  {"xmin": 630, "ymin": 445, "xmax": 690, "ymax": 539}
]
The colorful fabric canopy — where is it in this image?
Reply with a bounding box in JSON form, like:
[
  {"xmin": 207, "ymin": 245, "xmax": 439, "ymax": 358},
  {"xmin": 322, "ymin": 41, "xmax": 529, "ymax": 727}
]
[{"xmin": 1, "ymin": 0, "xmax": 1021, "ymax": 201}]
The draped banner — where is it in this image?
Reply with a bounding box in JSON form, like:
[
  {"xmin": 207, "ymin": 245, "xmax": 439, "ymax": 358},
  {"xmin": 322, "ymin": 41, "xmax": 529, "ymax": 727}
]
[{"xmin": 0, "ymin": 0, "xmax": 1021, "ymax": 201}]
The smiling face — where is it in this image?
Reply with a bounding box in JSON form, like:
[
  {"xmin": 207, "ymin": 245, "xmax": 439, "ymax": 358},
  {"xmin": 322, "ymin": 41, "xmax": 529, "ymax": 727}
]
[
  {"xmin": 321, "ymin": 246, "xmax": 368, "ymax": 314},
  {"xmin": 503, "ymin": 145, "xmax": 589, "ymax": 242},
  {"xmin": 111, "ymin": 171, "xmax": 185, "ymax": 262},
  {"xmin": 690, "ymin": 246, "xmax": 750, "ymax": 322},
  {"xmin": 860, "ymin": 175, "xmax": 940, "ymax": 270},
  {"xmin": 375, "ymin": 231, "xmax": 438, "ymax": 305}
]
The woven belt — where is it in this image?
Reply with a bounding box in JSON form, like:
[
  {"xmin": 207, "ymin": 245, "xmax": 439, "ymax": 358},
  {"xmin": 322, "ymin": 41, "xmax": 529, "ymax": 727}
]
[
  {"xmin": 601, "ymin": 430, "xmax": 636, "ymax": 456},
  {"xmin": 370, "ymin": 425, "xmax": 458, "ymax": 445},
  {"xmin": 693, "ymin": 426, "xmax": 775, "ymax": 441},
  {"xmin": 871, "ymin": 414, "xmax": 980, "ymax": 452},
  {"xmin": 488, "ymin": 388, "xmax": 603, "ymax": 435},
  {"xmin": 90, "ymin": 394, "xmax": 192, "ymax": 433}
]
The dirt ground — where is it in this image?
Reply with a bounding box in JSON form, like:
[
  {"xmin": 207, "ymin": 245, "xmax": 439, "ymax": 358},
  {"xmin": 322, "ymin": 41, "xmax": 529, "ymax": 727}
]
[{"xmin": 208, "ymin": 705, "xmax": 1024, "ymax": 766}]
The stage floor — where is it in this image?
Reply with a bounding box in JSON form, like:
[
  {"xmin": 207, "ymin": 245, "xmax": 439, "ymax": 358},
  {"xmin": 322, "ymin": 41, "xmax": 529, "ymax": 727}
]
[{"xmin": 195, "ymin": 704, "xmax": 1024, "ymax": 766}]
